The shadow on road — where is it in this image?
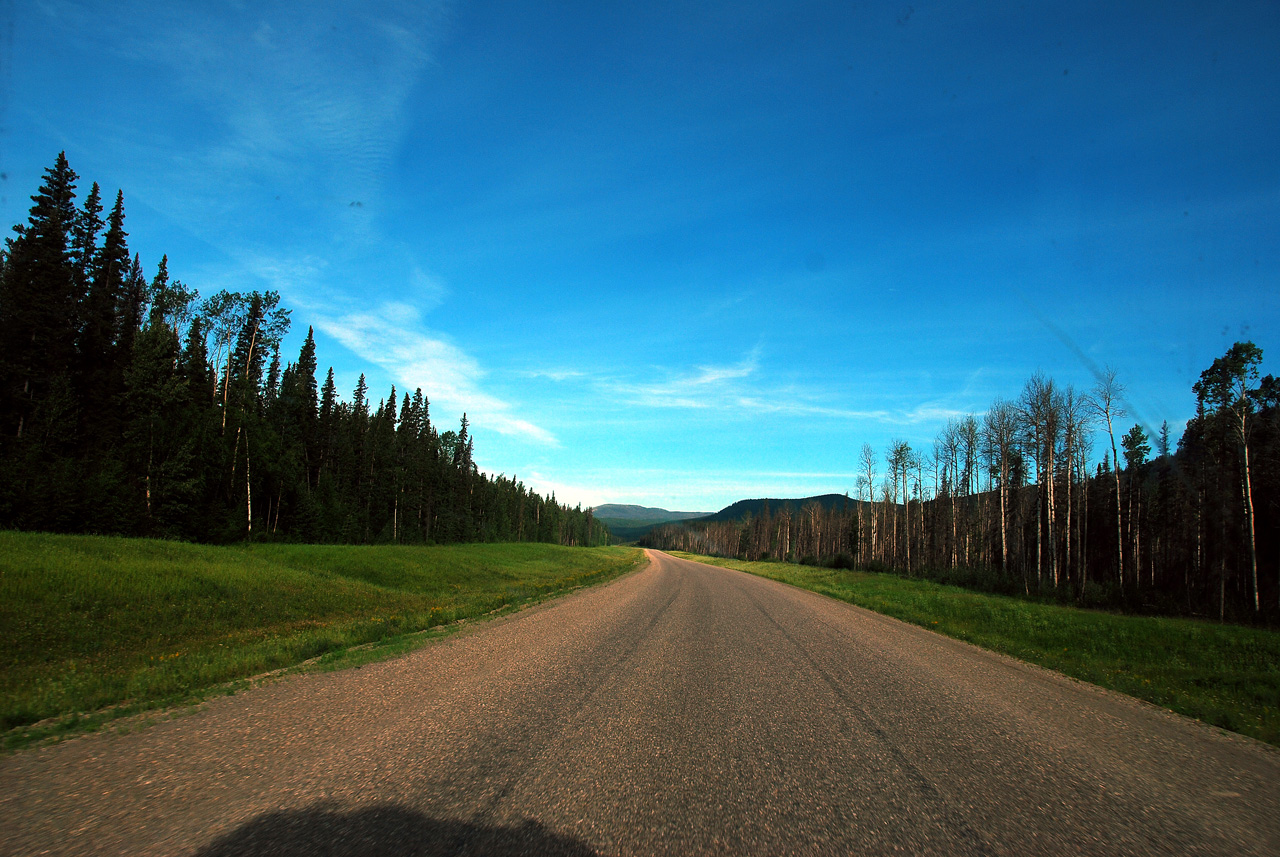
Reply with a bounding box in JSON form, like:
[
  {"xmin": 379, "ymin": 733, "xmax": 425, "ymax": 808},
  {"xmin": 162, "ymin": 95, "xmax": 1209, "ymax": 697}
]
[{"xmin": 194, "ymin": 803, "xmax": 600, "ymax": 857}]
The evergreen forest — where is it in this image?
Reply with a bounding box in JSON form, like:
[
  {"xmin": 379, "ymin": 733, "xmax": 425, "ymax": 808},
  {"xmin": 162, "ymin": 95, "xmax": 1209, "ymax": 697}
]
[
  {"xmin": 643, "ymin": 353, "xmax": 1279, "ymax": 622},
  {"xmin": 0, "ymin": 154, "xmax": 609, "ymax": 547}
]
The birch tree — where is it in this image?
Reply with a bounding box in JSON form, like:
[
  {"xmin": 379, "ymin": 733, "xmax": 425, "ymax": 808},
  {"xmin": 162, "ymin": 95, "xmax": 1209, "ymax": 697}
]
[
  {"xmin": 1194, "ymin": 342, "xmax": 1263, "ymax": 611},
  {"xmin": 1089, "ymin": 368, "xmax": 1127, "ymax": 588},
  {"xmin": 860, "ymin": 442, "xmax": 878, "ymax": 563},
  {"xmin": 983, "ymin": 398, "xmax": 1019, "ymax": 585}
]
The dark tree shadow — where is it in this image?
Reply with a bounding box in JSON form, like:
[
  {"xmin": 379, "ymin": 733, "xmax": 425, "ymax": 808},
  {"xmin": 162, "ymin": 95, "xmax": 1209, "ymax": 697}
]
[{"xmin": 194, "ymin": 804, "xmax": 601, "ymax": 857}]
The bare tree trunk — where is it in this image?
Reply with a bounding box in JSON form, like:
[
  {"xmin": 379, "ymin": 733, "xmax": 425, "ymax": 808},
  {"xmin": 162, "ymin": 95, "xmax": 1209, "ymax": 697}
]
[
  {"xmin": 856, "ymin": 501, "xmax": 862, "ymax": 565},
  {"xmin": 1065, "ymin": 440, "xmax": 1073, "ymax": 589},
  {"xmin": 1241, "ymin": 437, "xmax": 1259, "ymax": 611},
  {"xmin": 220, "ymin": 350, "xmax": 234, "ymax": 432},
  {"xmin": 1048, "ymin": 439, "xmax": 1058, "ymax": 588},
  {"xmin": 245, "ymin": 427, "xmax": 252, "ymax": 538},
  {"xmin": 145, "ymin": 426, "xmax": 154, "ymax": 521},
  {"xmin": 228, "ymin": 424, "xmax": 241, "ymax": 495},
  {"xmin": 903, "ymin": 462, "xmax": 911, "ymax": 576},
  {"xmin": 1034, "ymin": 428, "xmax": 1043, "ymax": 587},
  {"xmin": 999, "ymin": 474, "xmax": 1008, "ymax": 577},
  {"xmin": 1131, "ymin": 473, "xmax": 1141, "ymax": 593},
  {"xmin": 951, "ymin": 465, "xmax": 957, "ymax": 569},
  {"xmin": 1080, "ymin": 450, "xmax": 1089, "ymax": 597},
  {"xmin": 1090, "ymin": 369, "xmax": 1127, "ymax": 590},
  {"xmin": 891, "ymin": 491, "xmax": 898, "ymax": 569},
  {"xmin": 871, "ymin": 505, "xmax": 877, "ymax": 564},
  {"xmin": 1111, "ymin": 440, "xmax": 1123, "ymax": 588}
]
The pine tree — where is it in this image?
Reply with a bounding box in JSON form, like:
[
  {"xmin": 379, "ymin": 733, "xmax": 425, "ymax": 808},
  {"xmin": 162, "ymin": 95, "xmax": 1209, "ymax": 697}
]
[
  {"xmin": 79, "ymin": 189, "xmax": 130, "ymax": 445},
  {"xmin": 0, "ymin": 152, "xmax": 80, "ymax": 441},
  {"xmin": 116, "ymin": 253, "xmax": 148, "ymax": 364},
  {"xmin": 295, "ymin": 327, "xmax": 319, "ymax": 484},
  {"xmin": 69, "ymin": 181, "xmax": 104, "ymax": 311},
  {"xmin": 1122, "ymin": 425, "xmax": 1151, "ymax": 470},
  {"xmin": 146, "ymin": 255, "xmax": 198, "ymax": 339},
  {"xmin": 317, "ymin": 366, "xmax": 338, "ymax": 477}
]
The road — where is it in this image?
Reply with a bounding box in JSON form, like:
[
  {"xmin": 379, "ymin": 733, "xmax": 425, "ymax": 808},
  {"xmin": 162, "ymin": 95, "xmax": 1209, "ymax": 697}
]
[{"xmin": 2, "ymin": 550, "xmax": 1278, "ymax": 855}]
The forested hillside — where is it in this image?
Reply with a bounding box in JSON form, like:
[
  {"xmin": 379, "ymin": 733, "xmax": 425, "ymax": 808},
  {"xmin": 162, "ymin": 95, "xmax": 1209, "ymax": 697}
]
[
  {"xmin": 0, "ymin": 154, "xmax": 608, "ymax": 547},
  {"xmin": 695, "ymin": 494, "xmax": 850, "ymax": 524},
  {"xmin": 643, "ymin": 361, "xmax": 1279, "ymax": 621}
]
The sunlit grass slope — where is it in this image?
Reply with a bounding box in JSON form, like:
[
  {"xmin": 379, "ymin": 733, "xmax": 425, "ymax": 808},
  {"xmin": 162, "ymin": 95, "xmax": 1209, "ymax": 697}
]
[
  {"xmin": 671, "ymin": 552, "xmax": 1280, "ymax": 748},
  {"xmin": 1, "ymin": 532, "xmax": 643, "ymax": 745}
]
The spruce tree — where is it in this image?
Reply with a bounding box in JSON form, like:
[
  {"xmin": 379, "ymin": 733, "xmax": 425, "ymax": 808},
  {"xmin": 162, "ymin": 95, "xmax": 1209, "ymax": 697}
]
[
  {"xmin": 318, "ymin": 367, "xmax": 337, "ymax": 475},
  {"xmin": 147, "ymin": 255, "xmax": 197, "ymax": 337},
  {"xmin": 0, "ymin": 152, "xmax": 80, "ymax": 441},
  {"xmin": 122, "ymin": 316, "xmax": 196, "ymax": 535},
  {"xmin": 116, "ymin": 253, "xmax": 148, "ymax": 364},
  {"xmin": 69, "ymin": 181, "xmax": 103, "ymax": 310},
  {"xmin": 294, "ymin": 328, "xmax": 319, "ymax": 484},
  {"xmin": 264, "ymin": 347, "xmax": 282, "ymax": 404},
  {"xmin": 80, "ymin": 189, "xmax": 130, "ymax": 444}
]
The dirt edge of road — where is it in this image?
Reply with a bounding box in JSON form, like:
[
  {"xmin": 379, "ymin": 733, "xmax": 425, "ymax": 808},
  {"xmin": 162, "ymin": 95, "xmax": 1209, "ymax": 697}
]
[{"xmin": 4, "ymin": 550, "xmax": 653, "ymax": 755}]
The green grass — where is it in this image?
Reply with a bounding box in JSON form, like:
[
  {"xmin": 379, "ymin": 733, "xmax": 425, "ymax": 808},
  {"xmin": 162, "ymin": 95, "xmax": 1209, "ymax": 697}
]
[
  {"xmin": 0, "ymin": 532, "xmax": 644, "ymax": 749},
  {"xmin": 671, "ymin": 552, "xmax": 1280, "ymax": 748}
]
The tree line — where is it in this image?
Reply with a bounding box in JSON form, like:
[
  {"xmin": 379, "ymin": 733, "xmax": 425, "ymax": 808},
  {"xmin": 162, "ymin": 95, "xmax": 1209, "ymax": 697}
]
[
  {"xmin": 0, "ymin": 153, "xmax": 609, "ymax": 547},
  {"xmin": 643, "ymin": 352, "xmax": 1278, "ymax": 621}
]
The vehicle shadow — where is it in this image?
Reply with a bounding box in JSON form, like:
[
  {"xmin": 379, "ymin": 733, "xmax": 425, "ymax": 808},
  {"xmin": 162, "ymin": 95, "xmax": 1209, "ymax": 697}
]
[{"xmin": 194, "ymin": 803, "xmax": 601, "ymax": 857}]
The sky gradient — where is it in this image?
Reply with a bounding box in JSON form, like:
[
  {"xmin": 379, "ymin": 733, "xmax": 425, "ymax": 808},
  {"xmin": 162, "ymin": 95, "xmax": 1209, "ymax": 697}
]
[{"xmin": 4, "ymin": 1, "xmax": 1278, "ymax": 511}]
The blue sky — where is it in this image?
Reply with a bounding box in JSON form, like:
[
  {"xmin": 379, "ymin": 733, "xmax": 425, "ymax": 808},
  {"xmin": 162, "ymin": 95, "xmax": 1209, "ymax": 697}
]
[{"xmin": 4, "ymin": 1, "xmax": 1278, "ymax": 511}]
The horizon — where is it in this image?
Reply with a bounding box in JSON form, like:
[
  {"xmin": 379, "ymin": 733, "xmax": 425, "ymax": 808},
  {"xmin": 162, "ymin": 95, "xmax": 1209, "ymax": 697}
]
[{"xmin": 6, "ymin": 1, "xmax": 1277, "ymax": 511}]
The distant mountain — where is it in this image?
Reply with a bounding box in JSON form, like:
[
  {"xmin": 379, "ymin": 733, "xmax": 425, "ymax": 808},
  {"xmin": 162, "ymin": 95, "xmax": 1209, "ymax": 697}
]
[
  {"xmin": 591, "ymin": 504, "xmax": 710, "ymax": 521},
  {"xmin": 696, "ymin": 494, "xmax": 858, "ymax": 523},
  {"xmin": 592, "ymin": 504, "xmax": 713, "ymax": 543}
]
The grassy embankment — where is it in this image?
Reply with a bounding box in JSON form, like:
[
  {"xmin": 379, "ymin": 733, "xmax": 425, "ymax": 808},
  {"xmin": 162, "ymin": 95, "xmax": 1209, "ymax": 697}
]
[
  {"xmin": 1, "ymin": 532, "xmax": 644, "ymax": 749},
  {"xmin": 670, "ymin": 552, "xmax": 1280, "ymax": 748}
]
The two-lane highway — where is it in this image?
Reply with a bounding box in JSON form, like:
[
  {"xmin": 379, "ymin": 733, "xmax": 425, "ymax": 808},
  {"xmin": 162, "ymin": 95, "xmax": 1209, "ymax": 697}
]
[{"xmin": 3, "ymin": 550, "xmax": 1278, "ymax": 855}]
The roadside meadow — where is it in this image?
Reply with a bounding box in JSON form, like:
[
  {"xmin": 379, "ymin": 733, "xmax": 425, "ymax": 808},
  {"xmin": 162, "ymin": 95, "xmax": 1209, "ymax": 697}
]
[{"xmin": 0, "ymin": 531, "xmax": 644, "ymax": 750}]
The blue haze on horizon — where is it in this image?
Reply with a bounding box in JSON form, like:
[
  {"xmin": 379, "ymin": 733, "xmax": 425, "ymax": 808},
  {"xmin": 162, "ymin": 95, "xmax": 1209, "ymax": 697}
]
[{"xmin": 3, "ymin": 1, "xmax": 1277, "ymax": 512}]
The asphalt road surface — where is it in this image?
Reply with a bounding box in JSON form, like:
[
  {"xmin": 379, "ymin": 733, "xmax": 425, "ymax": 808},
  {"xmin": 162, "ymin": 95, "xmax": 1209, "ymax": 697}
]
[{"xmin": 3, "ymin": 550, "xmax": 1278, "ymax": 856}]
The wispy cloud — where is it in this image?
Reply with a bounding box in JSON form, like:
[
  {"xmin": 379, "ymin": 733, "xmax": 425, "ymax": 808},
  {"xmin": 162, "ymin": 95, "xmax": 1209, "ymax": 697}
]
[
  {"xmin": 311, "ymin": 301, "xmax": 557, "ymax": 446},
  {"xmin": 605, "ymin": 352, "xmax": 761, "ymax": 410},
  {"xmin": 598, "ymin": 351, "xmax": 973, "ymax": 426},
  {"xmin": 411, "ymin": 268, "xmax": 450, "ymax": 312},
  {"xmin": 519, "ymin": 369, "xmax": 590, "ymax": 382}
]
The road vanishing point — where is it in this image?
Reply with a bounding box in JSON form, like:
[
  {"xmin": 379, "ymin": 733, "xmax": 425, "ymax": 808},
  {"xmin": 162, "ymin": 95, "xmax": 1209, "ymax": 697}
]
[{"xmin": 2, "ymin": 550, "xmax": 1278, "ymax": 855}]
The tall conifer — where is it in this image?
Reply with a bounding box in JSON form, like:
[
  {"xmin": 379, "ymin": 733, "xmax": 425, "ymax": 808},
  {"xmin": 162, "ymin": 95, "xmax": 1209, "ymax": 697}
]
[
  {"xmin": 80, "ymin": 189, "xmax": 130, "ymax": 441},
  {"xmin": 0, "ymin": 152, "xmax": 80, "ymax": 440},
  {"xmin": 70, "ymin": 181, "xmax": 103, "ymax": 309}
]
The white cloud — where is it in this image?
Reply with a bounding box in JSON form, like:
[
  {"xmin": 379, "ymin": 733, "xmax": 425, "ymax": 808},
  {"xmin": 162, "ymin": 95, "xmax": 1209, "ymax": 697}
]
[
  {"xmin": 312, "ymin": 300, "xmax": 558, "ymax": 447},
  {"xmin": 520, "ymin": 369, "xmax": 590, "ymax": 382},
  {"xmin": 598, "ymin": 351, "xmax": 974, "ymax": 427},
  {"xmin": 606, "ymin": 352, "xmax": 761, "ymax": 409},
  {"xmin": 411, "ymin": 268, "xmax": 450, "ymax": 311}
]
